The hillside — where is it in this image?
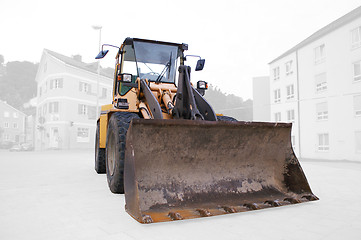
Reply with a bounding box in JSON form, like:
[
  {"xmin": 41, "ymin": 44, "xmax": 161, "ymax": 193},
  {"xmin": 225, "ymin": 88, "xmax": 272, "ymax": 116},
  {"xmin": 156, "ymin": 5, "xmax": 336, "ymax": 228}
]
[{"xmin": 204, "ymin": 85, "xmax": 253, "ymax": 121}]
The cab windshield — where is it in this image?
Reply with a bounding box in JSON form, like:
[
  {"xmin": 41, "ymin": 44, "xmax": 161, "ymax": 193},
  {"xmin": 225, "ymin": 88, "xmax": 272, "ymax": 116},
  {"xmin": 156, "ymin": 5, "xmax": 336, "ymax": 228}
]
[{"xmin": 122, "ymin": 41, "xmax": 179, "ymax": 83}]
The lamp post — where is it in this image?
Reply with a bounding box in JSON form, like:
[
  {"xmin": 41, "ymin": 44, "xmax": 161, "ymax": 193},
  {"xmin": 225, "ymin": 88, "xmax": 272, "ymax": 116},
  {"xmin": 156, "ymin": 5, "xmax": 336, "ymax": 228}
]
[{"xmin": 92, "ymin": 25, "xmax": 102, "ymax": 119}]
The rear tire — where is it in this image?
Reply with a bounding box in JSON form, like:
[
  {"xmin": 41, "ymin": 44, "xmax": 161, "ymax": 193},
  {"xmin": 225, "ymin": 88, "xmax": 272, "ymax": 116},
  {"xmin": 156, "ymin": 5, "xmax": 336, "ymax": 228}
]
[
  {"xmin": 95, "ymin": 121, "xmax": 106, "ymax": 174},
  {"xmin": 217, "ymin": 115, "xmax": 238, "ymax": 122},
  {"xmin": 106, "ymin": 112, "xmax": 140, "ymax": 194}
]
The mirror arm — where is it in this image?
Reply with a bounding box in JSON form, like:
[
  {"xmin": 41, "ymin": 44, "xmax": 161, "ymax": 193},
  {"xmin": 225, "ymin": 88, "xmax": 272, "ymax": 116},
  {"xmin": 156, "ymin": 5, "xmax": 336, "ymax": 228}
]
[
  {"xmin": 184, "ymin": 55, "xmax": 201, "ymax": 61},
  {"xmin": 101, "ymin": 44, "xmax": 120, "ymax": 51}
]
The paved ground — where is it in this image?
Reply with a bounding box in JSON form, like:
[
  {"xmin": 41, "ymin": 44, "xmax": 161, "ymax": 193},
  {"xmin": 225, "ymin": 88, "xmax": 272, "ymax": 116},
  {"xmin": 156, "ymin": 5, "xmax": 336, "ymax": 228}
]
[{"xmin": 0, "ymin": 149, "xmax": 360, "ymax": 240}]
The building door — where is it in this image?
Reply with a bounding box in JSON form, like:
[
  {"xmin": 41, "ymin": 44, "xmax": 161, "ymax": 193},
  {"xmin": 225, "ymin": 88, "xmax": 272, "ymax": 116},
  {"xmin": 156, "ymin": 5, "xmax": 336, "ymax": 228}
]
[{"xmin": 49, "ymin": 127, "xmax": 59, "ymax": 149}]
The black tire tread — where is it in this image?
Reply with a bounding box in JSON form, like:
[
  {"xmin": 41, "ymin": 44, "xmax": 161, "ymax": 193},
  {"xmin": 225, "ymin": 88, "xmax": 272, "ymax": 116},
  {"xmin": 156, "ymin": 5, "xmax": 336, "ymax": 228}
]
[
  {"xmin": 217, "ymin": 115, "xmax": 238, "ymax": 122},
  {"xmin": 106, "ymin": 112, "xmax": 140, "ymax": 194},
  {"xmin": 95, "ymin": 121, "xmax": 106, "ymax": 174}
]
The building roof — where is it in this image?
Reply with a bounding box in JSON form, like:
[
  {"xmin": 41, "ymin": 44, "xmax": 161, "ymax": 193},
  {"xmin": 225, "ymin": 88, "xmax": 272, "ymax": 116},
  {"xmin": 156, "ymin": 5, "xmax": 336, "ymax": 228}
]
[
  {"xmin": 269, "ymin": 5, "xmax": 361, "ymax": 64},
  {"xmin": 0, "ymin": 100, "xmax": 27, "ymax": 116},
  {"xmin": 44, "ymin": 49, "xmax": 114, "ymax": 78}
]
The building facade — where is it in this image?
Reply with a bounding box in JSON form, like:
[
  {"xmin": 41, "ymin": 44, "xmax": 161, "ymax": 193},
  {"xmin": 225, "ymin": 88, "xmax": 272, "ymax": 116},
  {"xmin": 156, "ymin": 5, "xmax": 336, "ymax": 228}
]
[
  {"xmin": 269, "ymin": 6, "xmax": 361, "ymax": 161},
  {"xmin": 252, "ymin": 76, "xmax": 271, "ymax": 122},
  {"xmin": 34, "ymin": 49, "xmax": 113, "ymax": 150},
  {"xmin": 0, "ymin": 100, "xmax": 26, "ymax": 145}
]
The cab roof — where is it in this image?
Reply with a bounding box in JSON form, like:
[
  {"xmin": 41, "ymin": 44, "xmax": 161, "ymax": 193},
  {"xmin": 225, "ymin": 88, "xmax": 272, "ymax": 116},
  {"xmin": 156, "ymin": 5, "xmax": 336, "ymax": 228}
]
[{"xmin": 122, "ymin": 37, "xmax": 188, "ymax": 51}]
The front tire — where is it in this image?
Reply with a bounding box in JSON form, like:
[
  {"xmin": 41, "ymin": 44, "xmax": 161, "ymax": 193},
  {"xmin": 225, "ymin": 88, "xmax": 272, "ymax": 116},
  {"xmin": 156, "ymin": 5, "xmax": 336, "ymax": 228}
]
[
  {"xmin": 217, "ymin": 115, "xmax": 238, "ymax": 122},
  {"xmin": 105, "ymin": 112, "xmax": 140, "ymax": 194}
]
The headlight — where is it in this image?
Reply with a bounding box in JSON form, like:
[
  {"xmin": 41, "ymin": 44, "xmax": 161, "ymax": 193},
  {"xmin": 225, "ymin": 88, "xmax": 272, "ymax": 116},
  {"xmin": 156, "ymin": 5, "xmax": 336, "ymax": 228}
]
[
  {"xmin": 197, "ymin": 80, "xmax": 208, "ymax": 89},
  {"xmin": 122, "ymin": 74, "xmax": 132, "ymax": 83}
]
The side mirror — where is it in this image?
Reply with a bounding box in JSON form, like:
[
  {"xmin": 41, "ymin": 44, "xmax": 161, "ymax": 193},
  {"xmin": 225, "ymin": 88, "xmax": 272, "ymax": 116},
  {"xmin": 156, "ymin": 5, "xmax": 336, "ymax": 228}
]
[
  {"xmin": 195, "ymin": 59, "xmax": 205, "ymax": 71},
  {"xmin": 95, "ymin": 50, "xmax": 109, "ymax": 59}
]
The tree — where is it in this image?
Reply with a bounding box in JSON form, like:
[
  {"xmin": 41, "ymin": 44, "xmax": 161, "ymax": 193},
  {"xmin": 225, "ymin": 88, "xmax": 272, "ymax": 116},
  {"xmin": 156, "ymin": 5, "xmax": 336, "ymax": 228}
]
[
  {"xmin": 204, "ymin": 84, "xmax": 253, "ymax": 121},
  {"xmin": 0, "ymin": 55, "xmax": 5, "ymax": 76},
  {"xmin": 0, "ymin": 61, "xmax": 38, "ymax": 110}
]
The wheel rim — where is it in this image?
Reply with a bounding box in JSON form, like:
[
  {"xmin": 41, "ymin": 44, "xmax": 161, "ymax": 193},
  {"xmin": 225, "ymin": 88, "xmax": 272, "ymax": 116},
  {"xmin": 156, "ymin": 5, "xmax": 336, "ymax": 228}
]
[{"xmin": 107, "ymin": 132, "xmax": 116, "ymax": 176}]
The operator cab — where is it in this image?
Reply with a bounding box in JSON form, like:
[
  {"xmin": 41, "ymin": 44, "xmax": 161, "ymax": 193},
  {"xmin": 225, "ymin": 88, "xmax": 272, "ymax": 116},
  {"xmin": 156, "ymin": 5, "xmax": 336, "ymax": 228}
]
[
  {"xmin": 95, "ymin": 37, "xmax": 206, "ymax": 97},
  {"xmin": 114, "ymin": 38, "xmax": 186, "ymax": 96},
  {"xmin": 124, "ymin": 39, "xmax": 183, "ymax": 83}
]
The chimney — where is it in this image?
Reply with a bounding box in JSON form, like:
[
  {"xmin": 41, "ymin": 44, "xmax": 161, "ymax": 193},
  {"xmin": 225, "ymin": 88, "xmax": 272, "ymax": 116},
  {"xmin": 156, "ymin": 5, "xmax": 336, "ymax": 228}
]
[{"xmin": 72, "ymin": 54, "xmax": 82, "ymax": 62}]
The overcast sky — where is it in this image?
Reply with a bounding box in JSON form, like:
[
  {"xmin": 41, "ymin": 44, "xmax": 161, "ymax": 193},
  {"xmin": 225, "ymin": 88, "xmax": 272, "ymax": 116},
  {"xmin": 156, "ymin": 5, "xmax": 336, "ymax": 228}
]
[{"xmin": 0, "ymin": 0, "xmax": 360, "ymax": 100}]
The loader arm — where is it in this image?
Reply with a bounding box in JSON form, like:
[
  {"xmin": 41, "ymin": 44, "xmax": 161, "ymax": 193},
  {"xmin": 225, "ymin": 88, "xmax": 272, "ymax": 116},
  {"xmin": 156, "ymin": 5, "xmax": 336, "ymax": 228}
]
[
  {"xmin": 173, "ymin": 65, "xmax": 216, "ymax": 120},
  {"xmin": 192, "ymin": 87, "xmax": 217, "ymax": 121},
  {"xmin": 139, "ymin": 79, "xmax": 163, "ymax": 119},
  {"xmin": 138, "ymin": 65, "xmax": 216, "ymax": 121}
]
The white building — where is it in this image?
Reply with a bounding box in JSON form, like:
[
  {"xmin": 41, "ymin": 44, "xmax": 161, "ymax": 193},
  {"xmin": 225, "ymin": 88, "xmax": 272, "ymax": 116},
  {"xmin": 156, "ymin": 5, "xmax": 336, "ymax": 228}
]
[
  {"xmin": 0, "ymin": 100, "xmax": 27, "ymax": 145},
  {"xmin": 269, "ymin": 6, "xmax": 361, "ymax": 161},
  {"xmin": 34, "ymin": 49, "xmax": 113, "ymax": 150},
  {"xmin": 252, "ymin": 76, "xmax": 270, "ymax": 122}
]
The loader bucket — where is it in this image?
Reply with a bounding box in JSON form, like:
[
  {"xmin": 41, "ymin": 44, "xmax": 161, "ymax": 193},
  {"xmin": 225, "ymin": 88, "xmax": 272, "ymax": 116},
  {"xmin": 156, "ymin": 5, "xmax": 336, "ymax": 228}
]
[{"xmin": 124, "ymin": 119, "xmax": 318, "ymax": 224}]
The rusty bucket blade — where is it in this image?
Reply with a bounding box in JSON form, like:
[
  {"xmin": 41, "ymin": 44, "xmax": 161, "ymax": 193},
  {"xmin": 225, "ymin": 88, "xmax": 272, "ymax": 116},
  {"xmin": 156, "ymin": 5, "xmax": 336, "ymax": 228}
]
[{"xmin": 124, "ymin": 119, "xmax": 318, "ymax": 223}]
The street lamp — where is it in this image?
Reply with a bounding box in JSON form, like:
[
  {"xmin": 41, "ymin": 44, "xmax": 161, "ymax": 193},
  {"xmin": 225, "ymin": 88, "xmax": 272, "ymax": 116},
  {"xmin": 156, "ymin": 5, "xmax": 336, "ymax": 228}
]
[
  {"xmin": 92, "ymin": 25, "xmax": 102, "ymax": 119},
  {"xmin": 92, "ymin": 25, "xmax": 102, "ymax": 51}
]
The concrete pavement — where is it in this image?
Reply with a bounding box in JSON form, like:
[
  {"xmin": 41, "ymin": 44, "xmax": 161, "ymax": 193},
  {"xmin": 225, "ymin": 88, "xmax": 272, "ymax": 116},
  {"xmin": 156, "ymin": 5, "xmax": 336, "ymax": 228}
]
[{"xmin": 0, "ymin": 150, "xmax": 360, "ymax": 240}]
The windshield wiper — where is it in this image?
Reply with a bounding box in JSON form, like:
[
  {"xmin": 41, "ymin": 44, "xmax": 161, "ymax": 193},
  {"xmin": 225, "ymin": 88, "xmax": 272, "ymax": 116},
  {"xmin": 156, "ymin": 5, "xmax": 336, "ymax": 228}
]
[
  {"xmin": 155, "ymin": 52, "xmax": 172, "ymax": 83},
  {"xmin": 155, "ymin": 62, "xmax": 170, "ymax": 83}
]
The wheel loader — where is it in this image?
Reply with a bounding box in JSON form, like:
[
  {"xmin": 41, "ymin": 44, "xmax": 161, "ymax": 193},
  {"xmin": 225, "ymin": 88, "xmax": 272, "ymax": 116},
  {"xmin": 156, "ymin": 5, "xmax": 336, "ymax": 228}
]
[{"xmin": 94, "ymin": 37, "xmax": 318, "ymax": 224}]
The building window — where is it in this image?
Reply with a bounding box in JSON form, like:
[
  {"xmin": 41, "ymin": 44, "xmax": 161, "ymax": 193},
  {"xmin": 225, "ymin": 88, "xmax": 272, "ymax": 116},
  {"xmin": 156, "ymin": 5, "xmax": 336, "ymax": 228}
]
[
  {"xmin": 353, "ymin": 61, "xmax": 361, "ymax": 82},
  {"xmin": 49, "ymin": 102, "xmax": 59, "ymax": 113},
  {"xmin": 87, "ymin": 106, "xmax": 96, "ymax": 120},
  {"xmin": 39, "ymin": 86, "xmax": 42, "ymax": 97},
  {"xmin": 79, "ymin": 82, "xmax": 91, "ymax": 93},
  {"xmin": 273, "ymin": 67, "xmax": 280, "ymax": 81},
  {"xmin": 13, "ymin": 123, "xmax": 18, "ymax": 129},
  {"xmin": 286, "ymin": 84, "xmax": 294, "ymax": 100},
  {"xmin": 356, "ymin": 131, "xmax": 361, "ymax": 153},
  {"xmin": 77, "ymin": 104, "xmax": 96, "ymax": 119},
  {"xmin": 101, "ymin": 88, "xmax": 107, "ymax": 98},
  {"xmin": 287, "ymin": 109, "xmax": 295, "ymax": 122},
  {"xmin": 354, "ymin": 95, "xmax": 361, "ymax": 117},
  {"xmin": 77, "ymin": 128, "xmax": 89, "ymax": 143},
  {"xmin": 13, "ymin": 112, "xmax": 18, "ymax": 118},
  {"xmin": 43, "ymin": 103, "xmax": 47, "ymax": 115},
  {"xmin": 3, "ymin": 134, "xmax": 9, "ymax": 141},
  {"xmin": 50, "ymin": 78, "xmax": 63, "ymax": 89},
  {"xmin": 351, "ymin": 26, "xmax": 361, "ymax": 49},
  {"xmin": 316, "ymin": 102, "xmax": 328, "ymax": 120},
  {"xmin": 315, "ymin": 72, "xmax": 327, "ymax": 92},
  {"xmin": 4, "ymin": 122, "xmax": 9, "ymax": 128},
  {"xmin": 78, "ymin": 104, "xmax": 87, "ymax": 115},
  {"xmin": 274, "ymin": 112, "xmax": 281, "ymax": 122},
  {"xmin": 285, "ymin": 60, "xmax": 293, "ymax": 75},
  {"xmin": 318, "ymin": 133, "xmax": 329, "ymax": 151},
  {"xmin": 4, "ymin": 111, "xmax": 9, "ymax": 117},
  {"xmin": 274, "ymin": 89, "xmax": 281, "ymax": 103},
  {"xmin": 314, "ymin": 44, "xmax": 325, "ymax": 64}
]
